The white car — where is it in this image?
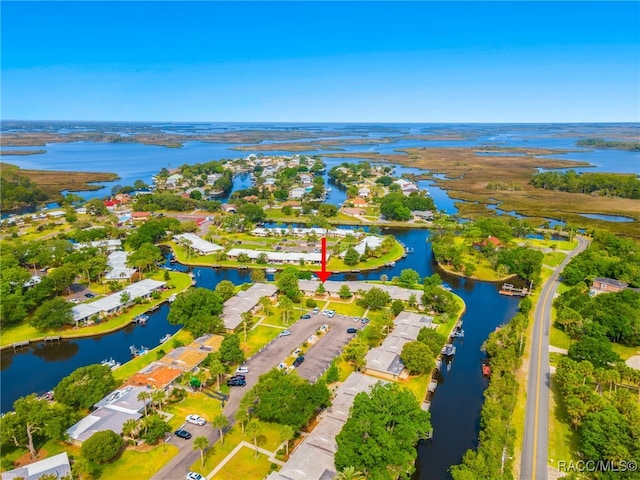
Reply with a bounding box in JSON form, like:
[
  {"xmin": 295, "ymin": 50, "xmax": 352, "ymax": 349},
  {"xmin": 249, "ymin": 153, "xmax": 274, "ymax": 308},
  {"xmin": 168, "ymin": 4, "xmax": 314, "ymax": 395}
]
[
  {"xmin": 235, "ymin": 366, "xmax": 250, "ymax": 374},
  {"xmin": 185, "ymin": 414, "xmax": 206, "ymax": 426},
  {"xmin": 279, "ymin": 330, "xmax": 291, "ymax": 337},
  {"xmin": 187, "ymin": 473, "xmax": 205, "ymax": 480}
]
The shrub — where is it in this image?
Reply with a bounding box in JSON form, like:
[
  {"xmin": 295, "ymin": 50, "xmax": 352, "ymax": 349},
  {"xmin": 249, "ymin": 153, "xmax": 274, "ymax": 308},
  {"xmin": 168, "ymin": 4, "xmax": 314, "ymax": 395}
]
[
  {"xmin": 305, "ymin": 298, "xmax": 317, "ymax": 308},
  {"xmin": 81, "ymin": 430, "xmax": 123, "ymax": 464}
]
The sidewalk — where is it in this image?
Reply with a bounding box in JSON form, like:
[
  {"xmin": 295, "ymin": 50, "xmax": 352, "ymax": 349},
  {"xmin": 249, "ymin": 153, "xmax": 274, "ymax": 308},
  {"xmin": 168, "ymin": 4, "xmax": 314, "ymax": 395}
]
[{"xmin": 207, "ymin": 441, "xmax": 286, "ymax": 479}]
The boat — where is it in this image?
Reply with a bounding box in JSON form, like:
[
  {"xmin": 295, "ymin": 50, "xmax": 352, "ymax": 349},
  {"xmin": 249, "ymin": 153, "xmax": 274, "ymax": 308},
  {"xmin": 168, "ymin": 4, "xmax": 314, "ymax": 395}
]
[
  {"xmin": 101, "ymin": 358, "xmax": 121, "ymax": 370},
  {"xmin": 167, "ymin": 294, "xmax": 177, "ymax": 303},
  {"xmin": 133, "ymin": 314, "xmax": 149, "ymax": 325},
  {"xmin": 265, "ymin": 268, "xmax": 277, "ymax": 274},
  {"xmin": 130, "ymin": 345, "xmax": 149, "ymax": 357},
  {"xmin": 482, "ymin": 362, "xmax": 491, "ymax": 377},
  {"xmin": 385, "ymin": 261, "xmax": 396, "ymax": 267},
  {"xmin": 160, "ymin": 334, "xmax": 171, "ymax": 344},
  {"xmin": 441, "ymin": 344, "xmax": 456, "ymax": 356},
  {"xmin": 453, "ymin": 328, "xmax": 465, "ymax": 338}
]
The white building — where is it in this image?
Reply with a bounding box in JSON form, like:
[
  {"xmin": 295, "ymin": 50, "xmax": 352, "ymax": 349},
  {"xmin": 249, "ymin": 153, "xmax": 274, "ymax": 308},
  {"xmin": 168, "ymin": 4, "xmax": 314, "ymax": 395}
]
[
  {"xmin": 226, "ymin": 248, "xmax": 326, "ymax": 265},
  {"xmin": 2, "ymin": 452, "xmax": 71, "ymax": 480},
  {"xmin": 173, "ymin": 233, "xmax": 223, "ymax": 255},
  {"xmin": 221, "ymin": 283, "xmax": 279, "ymax": 330},
  {"xmin": 340, "ymin": 235, "xmax": 384, "ymax": 257},
  {"xmin": 105, "ymin": 250, "xmax": 137, "ymax": 280}
]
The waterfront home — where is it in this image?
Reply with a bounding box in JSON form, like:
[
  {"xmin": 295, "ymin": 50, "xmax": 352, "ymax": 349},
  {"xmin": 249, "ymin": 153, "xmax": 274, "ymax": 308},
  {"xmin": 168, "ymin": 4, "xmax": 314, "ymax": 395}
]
[
  {"xmin": 221, "ymin": 203, "xmax": 237, "ymax": 213},
  {"xmin": 123, "ymin": 363, "xmax": 183, "ymax": 390},
  {"xmin": 105, "ymin": 250, "xmax": 136, "ymax": 280},
  {"xmin": 131, "ymin": 211, "xmax": 152, "ymax": 222},
  {"xmin": 412, "ymin": 210, "xmax": 435, "ymax": 221},
  {"xmin": 266, "ymin": 373, "xmax": 382, "ymax": 480},
  {"xmin": 66, "ymin": 386, "xmax": 152, "ymax": 445},
  {"xmin": 363, "ymin": 311, "xmax": 435, "ymax": 380},
  {"xmin": 74, "ymin": 239, "xmax": 123, "ymax": 252},
  {"xmin": 340, "ymin": 235, "xmax": 384, "ymax": 257},
  {"xmin": 341, "ymin": 207, "xmax": 366, "ymax": 216},
  {"xmin": 358, "ymin": 187, "xmax": 371, "ymax": 198},
  {"xmin": 221, "ymin": 283, "xmax": 278, "ymax": 331},
  {"xmin": 226, "ymin": 248, "xmax": 325, "ymax": 266},
  {"xmin": 350, "ymin": 196, "xmax": 368, "ymax": 207},
  {"xmin": 289, "ymin": 187, "xmax": 306, "ymax": 200},
  {"xmin": 591, "ymin": 277, "xmax": 628, "ymax": 295},
  {"xmin": 173, "ymin": 233, "xmax": 223, "ymax": 255},
  {"xmin": 473, "ymin": 235, "xmax": 503, "ymax": 250},
  {"xmin": 298, "ymin": 280, "xmax": 424, "ymax": 305},
  {"xmin": 2, "ymin": 452, "xmax": 71, "ymax": 480}
]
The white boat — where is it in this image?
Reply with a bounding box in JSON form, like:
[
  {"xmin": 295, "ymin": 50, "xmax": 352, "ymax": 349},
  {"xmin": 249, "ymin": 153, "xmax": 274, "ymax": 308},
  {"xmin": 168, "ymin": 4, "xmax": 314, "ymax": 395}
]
[
  {"xmin": 101, "ymin": 358, "xmax": 121, "ymax": 370},
  {"xmin": 160, "ymin": 334, "xmax": 171, "ymax": 344},
  {"xmin": 167, "ymin": 294, "xmax": 177, "ymax": 303},
  {"xmin": 265, "ymin": 268, "xmax": 277, "ymax": 274}
]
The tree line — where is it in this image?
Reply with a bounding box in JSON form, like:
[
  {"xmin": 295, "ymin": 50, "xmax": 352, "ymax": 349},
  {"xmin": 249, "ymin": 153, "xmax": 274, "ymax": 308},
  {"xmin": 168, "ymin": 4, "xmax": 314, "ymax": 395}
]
[
  {"xmin": 577, "ymin": 138, "xmax": 640, "ymax": 152},
  {"xmin": 530, "ymin": 169, "xmax": 640, "ymax": 199}
]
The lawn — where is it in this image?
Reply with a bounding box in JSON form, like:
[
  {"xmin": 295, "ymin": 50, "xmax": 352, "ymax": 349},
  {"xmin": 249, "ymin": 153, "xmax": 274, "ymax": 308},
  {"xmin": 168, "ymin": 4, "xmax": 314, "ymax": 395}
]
[
  {"xmin": 548, "ymin": 376, "xmax": 580, "ymax": 468},
  {"xmin": 543, "ymin": 251, "xmax": 567, "ymax": 267},
  {"xmin": 189, "ymin": 421, "xmax": 282, "ymax": 475},
  {"xmin": 611, "ymin": 343, "xmax": 640, "ymax": 361},
  {"xmin": 549, "ymin": 325, "xmax": 573, "ymax": 351},
  {"xmin": 113, "ymin": 329, "xmax": 194, "ymax": 383},
  {"xmin": 325, "ymin": 300, "xmax": 366, "ymax": 317},
  {"xmin": 164, "ymin": 391, "xmax": 223, "ymax": 430},
  {"xmin": 400, "ymin": 373, "xmax": 431, "ymax": 404},
  {"xmin": 523, "ymin": 238, "xmax": 579, "ymax": 251},
  {"xmin": 0, "ymin": 271, "xmax": 192, "ymax": 347},
  {"xmin": 100, "ymin": 443, "xmax": 180, "ymax": 480},
  {"xmin": 241, "ymin": 325, "xmax": 282, "ymax": 358},
  {"xmin": 211, "ymin": 447, "xmax": 276, "ymax": 480},
  {"xmin": 326, "ymin": 239, "xmax": 405, "ymax": 272}
]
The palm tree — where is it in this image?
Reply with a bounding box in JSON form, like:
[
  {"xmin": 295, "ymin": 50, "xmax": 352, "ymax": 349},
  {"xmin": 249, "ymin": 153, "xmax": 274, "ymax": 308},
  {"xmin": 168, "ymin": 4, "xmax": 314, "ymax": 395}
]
[
  {"xmin": 245, "ymin": 420, "xmax": 262, "ymax": 457},
  {"xmin": 122, "ymin": 418, "xmax": 139, "ymax": 445},
  {"xmin": 279, "ymin": 296, "xmax": 293, "ymax": 325},
  {"xmin": 193, "ymin": 436, "xmax": 209, "ymax": 467},
  {"xmin": 212, "ymin": 414, "xmax": 229, "ymax": 445},
  {"xmin": 241, "ymin": 311, "xmax": 253, "ymax": 341},
  {"xmin": 137, "ymin": 390, "xmax": 151, "ymax": 417},
  {"xmin": 279, "ymin": 425, "xmax": 295, "ymax": 457},
  {"xmin": 259, "ymin": 296, "xmax": 272, "ymax": 316},
  {"xmin": 334, "ymin": 466, "xmax": 367, "ymax": 480},
  {"xmin": 380, "ymin": 274, "xmax": 388, "ymax": 284},
  {"xmin": 151, "ymin": 389, "xmax": 167, "ymax": 413},
  {"xmin": 235, "ymin": 408, "xmax": 249, "ymax": 435}
]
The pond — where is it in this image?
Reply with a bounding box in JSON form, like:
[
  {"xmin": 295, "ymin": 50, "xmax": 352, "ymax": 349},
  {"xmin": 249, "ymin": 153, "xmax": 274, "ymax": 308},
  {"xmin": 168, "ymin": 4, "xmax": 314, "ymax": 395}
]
[{"xmin": 579, "ymin": 213, "xmax": 635, "ymax": 223}]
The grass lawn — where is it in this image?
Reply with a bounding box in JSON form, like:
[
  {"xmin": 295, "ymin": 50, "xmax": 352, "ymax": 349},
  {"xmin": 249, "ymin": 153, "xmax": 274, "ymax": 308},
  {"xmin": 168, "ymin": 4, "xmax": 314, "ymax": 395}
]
[
  {"xmin": 113, "ymin": 329, "xmax": 193, "ymax": 383},
  {"xmin": 189, "ymin": 421, "xmax": 282, "ymax": 475},
  {"xmin": 100, "ymin": 443, "xmax": 180, "ymax": 480},
  {"xmin": 543, "ymin": 251, "xmax": 567, "ymax": 267},
  {"xmin": 164, "ymin": 391, "xmax": 223, "ymax": 430},
  {"xmin": 0, "ymin": 271, "xmax": 192, "ymax": 348},
  {"xmin": 548, "ymin": 376, "xmax": 580, "ymax": 468},
  {"xmin": 325, "ymin": 300, "xmax": 366, "ymax": 317},
  {"xmin": 523, "ymin": 238, "xmax": 578, "ymax": 251},
  {"xmin": 211, "ymin": 446, "xmax": 276, "ymax": 480},
  {"xmin": 0, "ymin": 439, "xmax": 78, "ymax": 472},
  {"xmin": 549, "ymin": 326, "xmax": 573, "ymax": 350},
  {"xmin": 611, "ymin": 343, "xmax": 640, "ymax": 361},
  {"xmin": 326, "ymin": 239, "xmax": 405, "ymax": 272},
  {"xmin": 400, "ymin": 373, "xmax": 431, "ymax": 403},
  {"xmin": 241, "ymin": 325, "xmax": 282, "ymax": 358}
]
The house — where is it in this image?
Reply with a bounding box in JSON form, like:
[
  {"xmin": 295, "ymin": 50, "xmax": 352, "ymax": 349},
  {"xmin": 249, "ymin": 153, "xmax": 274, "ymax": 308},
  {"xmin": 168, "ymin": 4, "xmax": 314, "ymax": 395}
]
[
  {"xmin": 342, "ymin": 207, "xmax": 366, "ymax": 216},
  {"xmin": 412, "ymin": 210, "xmax": 435, "ymax": 221},
  {"xmin": 221, "ymin": 203, "xmax": 237, "ymax": 213},
  {"xmin": 363, "ymin": 311, "xmax": 434, "ymax": 380},
  {"xmin": 474, "ymin": 235, "xmax": 503, "ymax": 250},
  {"xmin": 105, "ymin": 250, "xmax": 136, "ymax": 280},
  {"xmin": 299, "ymin": 174, "xmax": 313, "ymax": 185},
  {"xmin": 122, "ymin": 363, "xmax": 183, "ymax": 390},
  {"xmin": 103, "ymin": 200, "xmax": 119, "ymax": 210},
  {"xmin": 591, "ymin": 277, "xmax": 628, "ymax": 294},
  {"xmin": 358, "ymin": 187, "xmax": 371, "ymax": 198},
  {"xmin": 115, "ymin": 193, "xmax": 131, "ymax": 204},
  {"xmin": 289, "ymin": 187, "xmax": 306, "ymax": 200},
  {"xmin": 266, "ymin": 373, "xmax": 382, "ymax": 480},
  {"xmin": 351, "ymin": 196, "xmax": 368, "ymax": 207},
  {"xmin": 226, "ymin": 248, "xmax": 326, "ymax": 266},
  {"xmin": 131, "ymin": 211, "xmax": 152, "ymax": 222},
  {"xmin": 221, "ymin": 283, "xmax": 278, "ymax": 330},
  {"xmin": 173, "ymin": 233, "xmax": 223, "ymax": 255},
  {"xmin": 165, "ymin": 173, "xmax": 183, "ymax": 188},
  {"xmin": 340, "ymin": 236, "xmax": 383, "ymax": 257},
  {"xmin": 243, "ymin": 195, "xmax": 259, "ymax": 203},
  {"xmin": 2, "ymin": 452, "xmax": 71, "ymax": 480},
  {"xmin": 66, "ymin": 386, "xmax": 152, "ymax": 445}
]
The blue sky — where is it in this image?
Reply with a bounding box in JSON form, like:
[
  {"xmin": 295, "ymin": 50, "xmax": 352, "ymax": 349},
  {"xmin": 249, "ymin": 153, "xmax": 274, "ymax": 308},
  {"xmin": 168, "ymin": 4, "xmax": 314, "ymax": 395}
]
[{"xmin": 2, "ymin": 1, "xmax": 639, "ymax": 122}]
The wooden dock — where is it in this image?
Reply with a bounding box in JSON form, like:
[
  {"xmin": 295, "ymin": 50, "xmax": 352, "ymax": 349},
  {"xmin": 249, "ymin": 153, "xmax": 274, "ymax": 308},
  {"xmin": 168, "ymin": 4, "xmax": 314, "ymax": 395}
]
[
  {"xmin": 12, "ymin": 340, "xmax": 29, "ymax": 349},
  {"xmin": 499, "ymin": 283, "xmax": 529, "ymax": 297},
  {"xmin": 44, "ymin": 336, "xmax": 61, "ymax": 343}
]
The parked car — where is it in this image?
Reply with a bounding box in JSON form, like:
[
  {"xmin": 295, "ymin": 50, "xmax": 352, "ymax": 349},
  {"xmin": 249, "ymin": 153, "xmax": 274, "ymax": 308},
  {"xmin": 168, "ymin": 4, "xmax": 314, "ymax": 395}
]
[
  {"xmin": 292, "ymin": 356, "xmax": 305, "ymax": 367},
  {"xmin": 235, "ymin": 366, "xmax": 250, "ymax": 374},
  {"xmin": 84, "ymin": 293, "xmax": 95, "ymax": 298},
  {"xmin": 347, "ymin": 328, "xmax": 358, "ymax": 334},
  {"xmin": 326, "ymin": 311, "xmax": 336, "ymax": 318},
  {"xmin": 174, "ymin": 429, "xmax": 192, "ymax": 440},
  {"xmin": 279, "ymin": 330, "xmax": 291, "ymax": 337},
  {"xmin": 69, "ymin": 299, "xmax": 79, "ymax": 304},
  {"xmin": 361, "ymin": 317, "xmax": 370, "ymax": 324},
  {"xmin": 300, "ymin": 314, "xmax": 311, "ymax": 320},
  {"xmin": 187, "ymin": 473, "xmax": 205, "ymax": 480},
  {"xmin": 227, "ymin": 378, "xmax": 246, "ymax": 387},
  {"xmin": 185, "ymin": 414, "xmax": 206, "ymax": 426},
  {"xmin": 353, "ymin": 316, "xmax": 360, "ymax": 322},
  {"xmin": 312, "ymin": 307, "xmax": 320, "ymax": 315},
  {"xmin": 229, "ymin": 374, "xmax": 246, "ymax": 381}
]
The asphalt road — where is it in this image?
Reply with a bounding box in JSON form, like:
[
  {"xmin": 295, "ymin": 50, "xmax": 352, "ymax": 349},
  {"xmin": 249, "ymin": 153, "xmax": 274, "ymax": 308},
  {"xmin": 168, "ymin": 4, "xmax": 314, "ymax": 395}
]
[
  {"xmin": 520, "ymin": 235, "xmax": 589, "ymax": 480},
  {"xmin": 152, "ymin": 306, "xmax": 358, "ymax": 480}
]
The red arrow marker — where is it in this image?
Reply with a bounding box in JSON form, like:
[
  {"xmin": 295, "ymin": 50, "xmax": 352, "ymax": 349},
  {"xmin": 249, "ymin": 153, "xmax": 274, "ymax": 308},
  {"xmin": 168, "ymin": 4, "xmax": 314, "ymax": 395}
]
[{"xmin": 315, "ymin": 237, "xmax": 332, "ymax": 283}]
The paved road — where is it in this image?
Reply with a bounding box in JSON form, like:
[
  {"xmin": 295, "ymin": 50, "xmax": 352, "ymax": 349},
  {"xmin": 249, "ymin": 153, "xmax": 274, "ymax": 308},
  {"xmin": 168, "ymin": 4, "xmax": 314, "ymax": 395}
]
[
  {"xmin": 520, "ymin": 236, "xmax": 589, "ymax": 480},
  {"xmin": 153, "ymin": 304, "xmax": 360, "ymax": 479}
]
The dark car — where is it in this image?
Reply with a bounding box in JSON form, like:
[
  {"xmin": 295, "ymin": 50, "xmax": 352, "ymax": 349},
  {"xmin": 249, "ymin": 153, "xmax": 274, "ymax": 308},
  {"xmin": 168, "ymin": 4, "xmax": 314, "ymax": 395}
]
[
  {"xmin": 361, "ymin": 317, "xmax": 370, "ymax": 324},
  {"xmin": 84, "ymin": 293, "xmax": 95, "ymax": 298},
  {"xmin": 227, "ymin": 378, "xmax": 246, "ymax": 387},
  {"xmin": 347, "ymin": 328, "xmax": 358, "ymax": 334},
  {"xmin": 292, "ymin": 356, "xmax": 305, "ymax": 367},
  {"xmin": 300, "ymin": 314, "xmax": 311, "ymax": 320},
  {"xmin": 174, "ymin": 429, "xmax": 192, "ymax": 440},
  {"xmin": 229, "ymin": 374, "xmax": 246, "ymax": 381}
]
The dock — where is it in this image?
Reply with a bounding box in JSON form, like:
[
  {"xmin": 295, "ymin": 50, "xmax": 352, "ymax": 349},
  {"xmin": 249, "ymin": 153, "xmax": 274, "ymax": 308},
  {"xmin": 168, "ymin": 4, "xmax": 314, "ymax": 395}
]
[
  {"xmin": 499, "ymin": 283, "xmax": 529, "ymax": 297},
  {"xmin": 44, "ymin": 336, "xmax": 61, "ymax": 343},
  {"xmin": 12, "ymin": 340, "xmax": 30, "ymax": 349}
]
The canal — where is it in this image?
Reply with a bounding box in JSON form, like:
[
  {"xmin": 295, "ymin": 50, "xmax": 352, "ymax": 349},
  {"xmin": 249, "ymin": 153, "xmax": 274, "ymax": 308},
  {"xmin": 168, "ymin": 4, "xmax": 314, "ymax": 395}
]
[{"xmin": 0, "ymin": 227, "xmax": 521, "ymax": 480}]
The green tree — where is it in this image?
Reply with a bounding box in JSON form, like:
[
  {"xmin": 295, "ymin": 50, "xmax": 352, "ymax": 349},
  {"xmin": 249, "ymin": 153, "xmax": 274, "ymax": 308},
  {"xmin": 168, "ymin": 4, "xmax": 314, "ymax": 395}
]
[
  {"xmin": 568, "ymin": 336, "xmax": 621, "ymax": 368},
  {"xmin": 212, "ymin": 414, "xmax": 229, "ymax": 445},
  {"xmin": 397, "ymin": 269, "xmax": 420, "ymax": 288},
  {"xmin": 81, "ymin": 430, "xmax": 123, "ymax": 464},
  {"xmin": 276, "ymin": 267, "xmax": 301, "ymax": 301},
  {"xmin": 279, "ymin": 424, "xmax": 295, "ymax": 457},
  {"xmin": 246, "ymin": 420, "xmax": 263, "ymax": 457},
  {"xmin": 194, "ymin": 436, "xmax": 210, "ymax": 467},
  {"xmin": 250, "ymin": 268, "xmax": 267, "ymax": 283},
  {"xmin": 400, "ymin": 341, "xmax": 433, "ymax": 375},
  {"xmin": 339, "ymin": 284, "xmax": 352, "ymax": 299},
  {"xmin": 335, "ymin": 382, "xmax": 431, "ymax": 478},
  {"xmin": 219, "ymin": 334, "xmax": 245, "ymax": 365},
  {"xmin": 334, "ymin": 466, "xmax": 368, "ymax": 480},
  {"xmin": 390, "ymin": 299, "xmax": 404, "ymax": 316},
  {"xmin": 141, "ymin": 415, "xmax": 171, "ymax": 444},
  {"xmin": 53, "ymin": 364, "xmax": 115, "ymax": 409},
  {"xmin": 214, "ymin": 280, "xmax": 236, "ymax": 302},
  {"xmin": 167, "ymin": 287, "xmax": 224, "ymax": 336},
  {"xmin": 358, "ymin": 287, "xmax": 390, "ymax": 310},
  {"xmin": 0, "ymin": 395, "xmax": 74, "ymax": 459},
  {"xmin": 343, "ymin": 247, "xmax": 360, "ymax": 266},
  {"xmin": 30, "ymin": 297, "xmax": 73, "ymax": 330},
  {"xmin": 127, "ymin": 242, "xmax": 162, "ymax": 273}
]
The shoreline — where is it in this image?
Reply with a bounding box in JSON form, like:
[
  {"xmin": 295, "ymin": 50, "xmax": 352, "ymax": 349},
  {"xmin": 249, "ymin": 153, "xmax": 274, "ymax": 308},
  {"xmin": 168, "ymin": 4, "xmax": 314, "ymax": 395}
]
[{"xmin": 435, "ymin": 259, "xmax": 518, "ymax": 283}]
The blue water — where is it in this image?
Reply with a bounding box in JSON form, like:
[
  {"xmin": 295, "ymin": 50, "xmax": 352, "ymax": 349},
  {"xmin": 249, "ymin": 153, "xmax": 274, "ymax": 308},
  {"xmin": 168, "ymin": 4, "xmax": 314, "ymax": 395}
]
[{"xmin": 579, "ymin": 213, "xmax": 635, "ymax": 223}]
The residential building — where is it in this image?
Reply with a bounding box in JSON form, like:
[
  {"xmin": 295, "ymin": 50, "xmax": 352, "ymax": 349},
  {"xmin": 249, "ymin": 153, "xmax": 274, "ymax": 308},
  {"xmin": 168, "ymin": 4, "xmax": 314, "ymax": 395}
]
[
  {"xmin": 340, "ymin": 236, "xmax": 384, "ymax": 257},
  {"xmin": 105, "ymin": 250, "xmax": 136, "ymax": 280},
  {"xmin": 591, "ymin": 277, "xmax": 628, "ymax": 294},
  {"xmin": 173, "ymin": 233, "xmax": 223, "ymax": 255},
  {"xmin": 221, "ymin": 283, "xmax": 278, "ymax": 330},
  {"xmin": 298, "ymin": 280, "xmax": 423, "ymax": 305},
  {"xmin": 2, "ymin": 452, "xmax": 71, "ymax": 480},
  {"xmin": 226, "ymin": 248, "xmax": 326, "ymax": 266}
]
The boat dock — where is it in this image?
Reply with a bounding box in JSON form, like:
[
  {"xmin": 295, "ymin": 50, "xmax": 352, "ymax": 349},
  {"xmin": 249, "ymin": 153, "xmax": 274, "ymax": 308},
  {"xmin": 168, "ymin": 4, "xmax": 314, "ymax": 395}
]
[
  {"xmin": 499, "ymin": 283, "xmax": 529, "ymax": 297},
  {"xmin": 44, "ymin": 336, "xmax": 61, "ymax": 343},
  {"xmin": 132, "ymin": 315, "xmax": 149, "ymax": 325},
  {"xmin": 12, "ymin": 340, "xmax": 29, "ymax": 349}
]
